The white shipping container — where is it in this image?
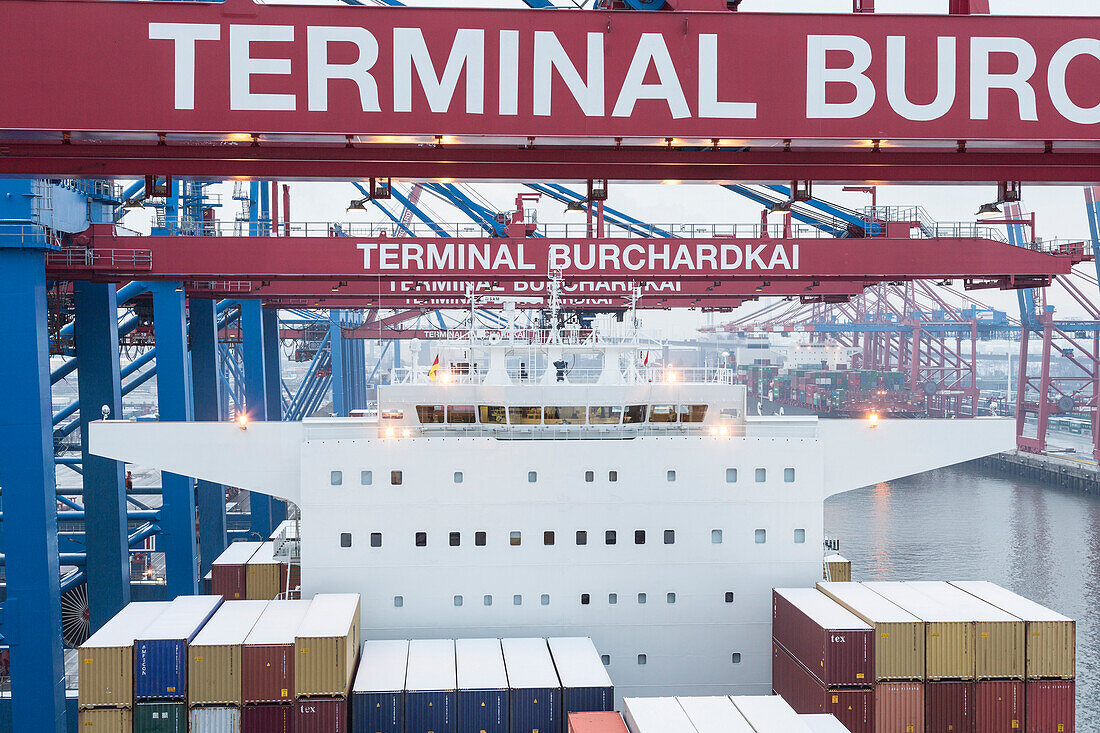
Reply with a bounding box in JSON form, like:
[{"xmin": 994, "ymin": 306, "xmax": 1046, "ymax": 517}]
[
  {"xmin": 547, "ymin": 637, "xmax": 613, "ymax": 688},
  {"xmin": 353, "ymin": 640, "xmax": 410, "ymax": 693},
  {"xmin": 456, "ymin": 638, "xmax": 508, "ymax": 690},
  {"xmin": 730, "ymin": 695, "xmax": 814, "ymax": 733},
  {"xmin": 501, "ymin": 638, "xmax": 560, "ymax": 689},
  {"xmin": 621, "ymin": 697, "xmax": 697, "ymax": 733},
  {"xmin": 677, "ymin": 696, "xmax": 755, "ymax": 733},
  {"xmin": 799, "ymin": 713, "xmax": 851, "ymax": 733},
  {"xmin": 137, "ymin": 595, "xmax": 223, "ymax": 643},
  {"xmin": 189, "ymin": 706, "xmax": 242, "ymax": 733},
  {"xmin": 211, "ymin": 541, "xmax": 263, "ymax": 567},
  {"xmin": 406, "ymin": 639, "xmax": 457, "ymax": 691}
]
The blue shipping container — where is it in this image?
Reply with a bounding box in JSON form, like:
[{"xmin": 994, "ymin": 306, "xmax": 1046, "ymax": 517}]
[
  {"xmin": 353, "ymin": 691, "xmax": 403, "ymax": 733},
  {"xmin": 458, "ymin": 688, "xmax": 507, "ymax": 733},
  {"xmin": 509, "ymin": 688, "xmax": 560, "ymax": 733},
  {"xmin": 563, "ymin": 686, "xmax": 614, "ymax": 715},
  {"xmin": 133, "ymin": 595, "xmax": 222, "ymax": 700},
  {"xmin": 405, "ymin": 690, "xmax": 456, "ymax": 733}
]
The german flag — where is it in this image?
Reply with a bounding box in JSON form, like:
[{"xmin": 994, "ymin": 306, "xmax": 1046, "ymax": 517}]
[{"xmin": 428, "ymin": 356, "xmax": 440, "ymax": 381}]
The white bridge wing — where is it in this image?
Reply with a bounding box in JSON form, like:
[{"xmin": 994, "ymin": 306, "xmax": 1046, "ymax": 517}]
[
  {"xmin": 89, "ymin": 420, "xmax": 303, "ymax": 504},
  {"xmin": 821, "ymin": 418, "xmax": 1014, "ymax": 498}
]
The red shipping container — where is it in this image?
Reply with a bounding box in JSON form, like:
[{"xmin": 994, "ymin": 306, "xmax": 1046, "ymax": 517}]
[
  {"xmin": 773, "ymin": 588, "xmax": 874, "ymax": 687},
  {"xmin": 772, "ymin": 642, "xmax": 873, "ymax": 733},
  {"xmin": 926, "ymin": 681, "xmax": 974, "ymax": 733},
  {"xmin": 874, "ymin": 682, "xmax": 924, "ymax": 733},
  {"xmin": 242, "ymin": 704, "xmax": 292, "ymax": 733},
  {"xmin": 295, "ymin": 696, "xmax": 349, "ymax": 733},
  {"xmin": 1026, "ymin": 680, "xmax": 1074, "ymax": 733},
  {"xmin": 242, "ymin": 644, "xmax": 296, "ymax": 704},
  {"xmin": 211, "ymin": 565, "xmax": 248, "ymax": 600},
  {"xmin": 976, "ymin": 680, "xmax": 1024, "ymax": 732},
  {"xmin": 569, "ymin": 712, "xmax": 629, "ymax": 733}
]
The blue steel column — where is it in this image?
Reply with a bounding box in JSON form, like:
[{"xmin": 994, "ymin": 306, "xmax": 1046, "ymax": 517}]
[
  {"xmin": 151, "ymin": 282, "xmax": 199, "ymax": 598},
  {"xmin": 262, "ymin": 308, "xmax": 288, "ymax": 525},
  {"xmin": 73, "ymin": 281, "xmax": 131, "ymax": 629},
  {"xmin": 190, "ymin": 298, "xmax": 227, "ymax": 576},
  {"xmin": 330, "ymin": 310, "xmax": 346, "ymax": 416},
  {"xmin": 0, "ymin": 244, "xmax": 68, "ymax": 732},
  {"xmin": 241, "ymin": 300, "xmax": 273, "ymax": 538}
]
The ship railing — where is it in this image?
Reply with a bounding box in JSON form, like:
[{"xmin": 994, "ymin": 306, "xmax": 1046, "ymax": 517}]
[
  {"xmin": 385, "ymin": 420, "xmax": 818, "ymax": 440},
  {"xmin": 393, "ymin": 365, "xmax": 738, "ymax": 385}
]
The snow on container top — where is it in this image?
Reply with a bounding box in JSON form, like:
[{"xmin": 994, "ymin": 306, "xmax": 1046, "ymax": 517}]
[
  {"xmin": 547, "ymin": 637, "xmax": 613, "ymax": 689},
  {"xmin": 621, "ymin": 697, "xmax": 697, "ymax": 733},
  {"xmin": 799, "ymin": 713, "xmax": 852, "ymax": 732},
  {"xmin": 456, "ymin": 638, "xmax": 508, "ymax": 690},
  {"xmin": 773, "ymin": 588, "xmax": 872, "ymax": 631},
  {"xmin": 83, "ymin": 601, "xmax": 170, "ymax": 648},
  {"xmin": 905, "ymin": 582, "xmax": 1018, "ymax": 622},
  {"xmin": 862, "ymin": 581, "xmax": 967, "ymax": 622},
  {"xmin": 501, "ymin": 637, "xmax": 561, "ymax": 689},
  {"xmin": 676, "ymin": 696, "xmax": 755, "ymax": 733},
  {"xmin": 352, "ymin": 640, "xmax": 409, "ymax": 693},
  {"xmin": 405, "ymin": 639, "xmax": 457, "ymax": 691},
  {"xmin": 243, "ymin": 600, "xmax": 312, "ymax": 645},
  {"xmin": 295, "ymin": 593, "xmax": 361, "ymax": 638},
  {"xmin": 729, "ymin": 695, "xmax": 814, "ymax": 733},
  {"xmin": 949, "ymin": 581, "xmax": 1071, "ymax": 622},
  {"xmin": 211, "ymin": 541, "xmax": 262, "ymax": 567},
  {"xmin": 816, "ymin": 582, "xmax": 921, "ymax": 624},
  {"xmin": 191, "ymin": 600, "xmax": 270, "ymax": 647},
  {"xmin": 136, "ymin": 595, "xmax": 223, "ymax": 644}
]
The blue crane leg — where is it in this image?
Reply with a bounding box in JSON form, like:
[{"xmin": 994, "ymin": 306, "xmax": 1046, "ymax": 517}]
[
  {"xmin": 262, "ymin": 308, "xmax": 288, "ymax": 525},
  {"xmin": 190, "ymin": 298, "xmax": 228, "ymax": 576},
  {"xmin": 241, "ymin": 300, "xmax": 274, "ymax": 538},
  {"xmin": 330, "ymin": 310, "xmax": 347, "ymax": 416}
]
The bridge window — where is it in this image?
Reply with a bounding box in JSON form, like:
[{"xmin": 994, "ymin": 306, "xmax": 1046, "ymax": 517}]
[
  {"xmin": 623, "ymin": 405, "xmax": 647, "ymax": 424},
  {"xmin": 479, "ymin": 405, "xmax": 506, "ymax": 424},
  {"xmin": 649, "ymin": 405, "xmax": 677, "ymax": 423},
  {"xmin": 330, "ymin": 470, "xmax": 342, "ymax": 486},
  {"xmin": 508, "ymin": 406, "xmax": 542, "ymax": 425},
  {"xmin": 784, "ymin": 468, "xmax": 796, "ymax": 482},
  {"xmin": 678, "ymin": 405, "xmax": 708, "ymax": 422},
  {"xmin": 416, "ymin": 405, "xmax": 445, "ymax": 424},
  {"xmin": 588, "ymin": 406, "xmax": 623, "ymax": 425},
  {"xmin": 447, "ymin": 404, "xmax": 476, "ymax": 423},
  {"xmin": 544, "ymin": 405, "xmax": 586, "ymax": 424}
]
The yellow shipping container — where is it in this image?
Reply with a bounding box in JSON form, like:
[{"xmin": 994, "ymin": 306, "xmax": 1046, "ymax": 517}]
[
  {"xmin": 246, "ymin": 542, "xmax": 284, "ymax": 600},
  {"xmin": 951, "ymin": 580, "xmax": 1075, "ymax": 679},
  {"xmin": 863, "ymin": 582, "xmax": 974, "ymax": 680},
  {"xmin": 294, "ymin": 593, "xmax": 362, "ymax": 697},
  {"xmin": 77, "ymin": 707, "xmax": 133, "ymax": 731},
  {"xmin": 188, "ymin": 600, "xmax": 270, "ymax": 705},
  {"xmin": 823, "ymin": 554, "xmax": 852, "ymax": 582},
  {"xmin": 78, "ymin": 601, "xmax": 170, "ymax": 709},
  {"xmin": 817, "ymin": 581, "xmax": 925, "ymax": 681}
]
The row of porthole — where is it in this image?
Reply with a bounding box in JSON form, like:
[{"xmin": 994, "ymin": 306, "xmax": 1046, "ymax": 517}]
[
  {"xmin": 617, "ymin": 652, "xmax": 743, "ymax": 667},
  {"xmin": 389, "ymin": 591, "xmax": 741, "ymax": 608},
  {"xmin": 338, "ymin": 528, "xmax": 808, "ymax": 548},
  {"xmin": 328, "ymin": 467, "xmax": 797, "ymax": 486}
]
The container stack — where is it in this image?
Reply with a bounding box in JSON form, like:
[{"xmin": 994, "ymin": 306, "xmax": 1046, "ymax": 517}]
[
  {"xmin": 622, "ymin": 695, "xmax": 821, "ymax": 733},
  {"xmin": 351, "ymin": 640, "xmax": 409, "ymax": 733},
  {"xmin": 677, "ymin": 695, "xmax": 756, "ymax": 732},
  {"xmin": 188, "ymin": 600, "xmax": 270, "ymax": 732},
  {"xmin": 245, "ymin": 541, "xmax": 290, "ymax": 600},
  {"xmin": 209, "ymin": 541, "xmax": 263, "ymax": 601},
  {"xmin": 77, "ymin": 601, "xmax": 170, "ymax": 730},
  {"xmin": 241, "ymin": 599, "xmax": 313, "ymax": 731},
  {"xmin": 456, "ymin": 638, "xmax": 508, "ymax": 733},
  {"xmin": 405, "ymin": 639, "xmax": 458, "ymax": 733},
  {"xmin": 771, "ymin": 588, "xmax": 874, "ymax": 733},
  {"xmin": 731, "ymin": 695, "xmax": 815, "ymax": 733},
  {"xmin": 548, "ymin": 637, "xmax": 615, "ymax": 716},
  {"xmin": 502, "ymin": 637, "xmax": 563, "ymax": 733},
  {"xmin": 568, "ymin": 711, "xmax": 629, "ymax": 733},
  {"xmin": 293, "ymin": 593, "xmax": 361, "ymax": 732},
  {"xmin": 133, "ymin": 595, "xmax": 223, "ymax": 732}
]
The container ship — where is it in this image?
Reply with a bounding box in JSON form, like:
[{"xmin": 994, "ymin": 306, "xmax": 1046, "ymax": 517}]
[{"xmin": 90, "ymin": 327, "xmax": 1014, "ymax": 700}]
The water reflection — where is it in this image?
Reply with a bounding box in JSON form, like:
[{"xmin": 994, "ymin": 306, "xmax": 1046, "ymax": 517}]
[{"xmin": 825, "ymin": 464, "xmax": 1099, "ymax": 719}]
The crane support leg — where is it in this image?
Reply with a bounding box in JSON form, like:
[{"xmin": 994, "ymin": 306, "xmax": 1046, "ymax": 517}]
[
  {"xmin": 191, "ymin": 297, "xmax": 228, "ymax": 576},
  {"xmin": 242, "ymin": 299, "xmax": 274, "ymax": 539}
]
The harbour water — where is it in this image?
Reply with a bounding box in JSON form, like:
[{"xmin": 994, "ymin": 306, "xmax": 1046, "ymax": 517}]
[{"xmin": 825, "ymin": 463, "xmax": 1099, "ymax": 720}]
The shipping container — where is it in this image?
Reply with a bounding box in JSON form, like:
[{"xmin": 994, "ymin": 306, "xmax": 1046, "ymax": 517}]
[
  {"xmin": 1025, "ymin": 680, "xmax": 1074, "ymax": 733},
  {"xmin": 76, "ymin": 707, "xmax": 132, "ymax": 731},
  {"xmin": 874, "ymin": 682, "xmax": 924, "ymax": 733},
  {"xmin": 925, "ymin": 681, "xmax": 974, "ymax": 733},
  {"xmin": 822, "ymin": 555, "xmax": 852, "ymax": 583},
  {"xmin": 295, "ymin": 696, "xmax": 349, "ymax": 733},
  {"xmin": 818, "ymin": 581, "xmax": 924, "ymax": 681},
  {"xmin": 729, "ymin": 695, "xmax": 814, "ymax": 733},
  {"xmin": 975, "ymin": 680, "xmax": 1024, "ymax": 732},
  {"xmin": 773, "ymin": 587, "xmax": 874, "ymax": 687},
  {"xmin": 241, "ymin": 703, "xmax": 293, "ymax": 733},
  {"xmin": 405, "ymin": 638, "xmax": 457, "ymax": 733},
  {"xmin": 951, "ymin": 581, "xmax": 1076, "ymax": 679},
  {"xmin": 908, "ymin": 582, "xmax": 1024, "ymax": 680},
  {"xmin": 799, "ymin": 714, "xmax": 853, "ymax": 733},
  {"xmin": 133, "ymin": 700, "xmax": 186, "ymax": 733},
  {"xmin": 548, "ymin": 637, "xmax": 614, "ymax": 714},
  {"xmin": 676, "ymin": 695, "xmax": 755, "ymax": 732},
  {"xmin": 246, "ymin": 542, "xmax": 288, "ymax": 600},
  {"xmin": 864, "ymin": 582, "xmax": 973, "ymax": 680},
  {"xmin": 78, "ymin": 601, "xmax": 170, "ymax": 709},
  {"xmin": 189, "ymin": 706, "xmax": 242, "ymax": 733},
  {"xmin": 295, "ymin": 593, "xmax": 361, "ymax": 698},
  {"xmin": 351, "ymin": 640, "xmax": 408, "ymax": 733},
  {"xmin": 568, "ymin": 711, "xmax": 629, "ymax": 733},
  {"xmin": 211, "ymin": 541, "xmax": 263, "ymax": 601},
  {"xmin": 134, "ymin": 595, "xmax": 223, "ymax": 700},
  {"xmin": 456, "ymin": 638, "xmax": 508, "ymax": 733},
  {"xmin": 189, "ymin": 600, "xmax": 270, "ymax": 706},
  {"xmin": 502, "ymin": 637, "xmax": 562, "ymax": 733},
  {"xmin": 621, "ymin": 697, "xmax": 696, "ymax": 733},
  {"xmin": 241, "ymin": 599, "xmax": 312, "ymax": 704},
  {"xmin": 771, "ymin": 642, "xmax": 873, "ymax": 733}
]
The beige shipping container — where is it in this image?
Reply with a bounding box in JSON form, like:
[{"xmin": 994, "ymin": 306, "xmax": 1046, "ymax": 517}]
[
  {"xmin": 909, "ymin": 581, "xmax": 1024, "ymax": 680},
  {"xmin": 78, "ymin": 601, "xmax": 171, "ymax": 709},
  {"xmin": 77, "ymin": 707, "xmax": 133, "ymax": 731},
  {"xmin": 817, "ymin": 581, "xmax": 924, "ymax": 681},
  {"xmin": 188, "ymin": 600, "xmax": 270, "ymax": 705},
  {"xmin": 951, "ymin": 580, "xmax": 1075, "ymax": 679},
  {"xmin": 863, "ymin": 582, "xmax": 973, "ymax": 680},
  {"xmin": 246, "ymin": 542, "xmax": 285, "ymax": 600},
  {"xmin": 822, "ymin": 554, "xmax": 852, "ymax": 582},
  {"xmin": 294, "ymin": 593, "xmax": 362, "ymax": 697}
]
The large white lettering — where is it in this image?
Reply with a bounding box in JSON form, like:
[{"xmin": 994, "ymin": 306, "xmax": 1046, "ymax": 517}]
[
  {"xmin": 886, "ymin": 36, "xmax": 956, "ymax": 121},
  {"xmin": 970, "ymin": 36, "xmax": 1037, "ymax": 121},
  {"xmin": 533, "ymin": 31, "xmax": 604, "ymax": 117},
  {"xmin": 307, "ymin": 26, "xmax": 380, "ymax": 112},
  {"xmin": 698, "ymin": 35, "xmax": 756, "ymax": 119},
  {"xmin": 1048, "ymin": 38, "xmax": 1100, "ymax": 125},
  {"xmin": 230, "ymin": 25, "xmax": 296, "ymax": 112},
  {"xmin": 612, "ymin": 34, "xmax": 689, "ymax": 119},
  {"xmin": 806, "ymin": 35, "xmax": 876, "ymax": 119},
  {"xmin": 148, "ymin": 22, "xmax": 221, "ymax": 111},
  {"xmin": 393, "ymin": 27, "xmax": 485, "ymax": 113}
]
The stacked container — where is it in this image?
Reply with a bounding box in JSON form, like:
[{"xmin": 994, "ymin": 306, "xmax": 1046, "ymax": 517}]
[
  {"xmin": 246, "ymin": 542, "xmax": 289, "ymax": 600},
  {"xmin": 293, "ymin": 593, "xmax": 361, "ymax": 732},
  {"xmin": 352, "ymin": 640, "xmax": 409, "ymax": 733},
  {"xmin": 548, "ymin": 637, "xmax": 614, "ymax": 715},
  {"xmin": 501, "ymin": 638, "xmax": 563, "ymax": 733},
  {"xmin": 78, "ymin": 601, "xmax": 170, "ymax": 730},
  {"xmin": 241, "ymin": 599, "xmax": 313, "ymax": 731},
  {"xmin": 210, "ymin": 541, "xmax": 263, "ymax": 601},
  {"xmin": 456, "ymin": 638, "xmax": 508, "ymax": 733},
  {"xmin": 772, "ymin": 642, "xmax": 872, "ymax": 733},
  {"xmin": 133, "ymin": 595, "xmax": 223, "ymax": 732},
  {"xmin": 730, "ymin": 695, "xmax": 815, "ymax": 733},
  {"xmin": 676, "ymin": 695, "xmax": 755, "ymax": 732},
  {"xmin": 798, "ymin": 713, "xmax": 852, "ymax": 732},
  {"xmin": 568, "ymin": 711, "xmax": 629, "ymax": 733},
  {"xmin": 621, "ymin": 697, "xmax": 697, "ymax": 733},
  {"xmin": 405, "ymin": 639, "xmax": 457, "ymax": 733},
  {"xmin": 188, "ymin": 600, "xmax": 269, "ymax": 731}
]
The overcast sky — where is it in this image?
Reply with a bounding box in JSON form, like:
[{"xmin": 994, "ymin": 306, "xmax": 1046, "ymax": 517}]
[{"xmin": 120, "ymin": 0, "xmax": 1100, "ymax": 339}]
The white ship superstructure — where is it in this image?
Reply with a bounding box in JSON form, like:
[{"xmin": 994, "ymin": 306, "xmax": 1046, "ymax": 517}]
[{"xmin": 90, "ymin": 328, "xmax": 1014, "ymax": 699}]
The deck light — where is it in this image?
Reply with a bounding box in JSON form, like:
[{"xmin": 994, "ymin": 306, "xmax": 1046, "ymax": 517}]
[
  {"xmin": 868, "ymin": 411, "xmax": 879, "ymax": 428},
  {"xmin": 347, "ymin": 198, "xmax": 368, "ymax": 214},
  {"xmin": 666, "ymin": 370, "xmax": 678, "ymax": 383},
  {"xmin": 385, "ymin": 427, "xmax": 396, "ymax": 438},
  {"xmin": 976, "ymin": 202, "xmax": 1002, "ymax": 215},
  {"xmin": 237, "ymin": 413, "xmax": 248, "ymax": 430}
]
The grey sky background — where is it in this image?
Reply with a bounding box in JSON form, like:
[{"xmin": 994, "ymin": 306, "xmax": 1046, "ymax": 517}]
[{"xmin": 120, "ymin": 0, "xmax": 1100, "ymax": 337}]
